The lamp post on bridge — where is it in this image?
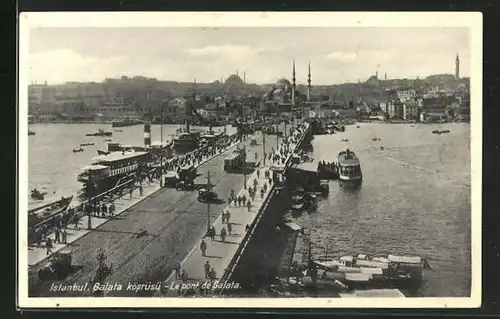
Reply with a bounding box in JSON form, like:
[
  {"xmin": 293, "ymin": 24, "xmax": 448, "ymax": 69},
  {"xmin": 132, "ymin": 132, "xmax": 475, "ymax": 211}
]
[
  {"xmin": 206, "ymin": 170, "xmax": 212, "ymax": 233},
  {"xmin": 242, "ymin": 145, "xmax": 247, "ymax": 190},
  {"xmin": 262, "ymin": 115, "xmax": 266, "ymax": 166}
]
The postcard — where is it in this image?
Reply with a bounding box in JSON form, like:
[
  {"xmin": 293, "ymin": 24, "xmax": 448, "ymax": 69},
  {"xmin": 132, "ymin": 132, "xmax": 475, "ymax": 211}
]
[{"xmin": 18, "ymin": 11, "xmax": 482, "ymax": 308}]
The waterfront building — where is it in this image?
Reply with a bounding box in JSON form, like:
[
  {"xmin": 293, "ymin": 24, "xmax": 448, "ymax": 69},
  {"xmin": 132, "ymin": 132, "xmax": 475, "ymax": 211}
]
[
  {"xmin": 166, "ymin": 97, "xmax": 189, "ymax": 120},
  {"xmin": 397, "ymin": 89, "xmax": 417, "ymax": 102},
  {"xmin": 403, "ymin": 101, "xmax": 419, "ymax": 121}
]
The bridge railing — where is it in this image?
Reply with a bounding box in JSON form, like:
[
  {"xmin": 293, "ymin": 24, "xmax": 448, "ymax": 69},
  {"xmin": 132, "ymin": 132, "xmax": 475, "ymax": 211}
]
[{"xmin": 217, "ymin": 123, "xmax": 310, "ymax": 295}]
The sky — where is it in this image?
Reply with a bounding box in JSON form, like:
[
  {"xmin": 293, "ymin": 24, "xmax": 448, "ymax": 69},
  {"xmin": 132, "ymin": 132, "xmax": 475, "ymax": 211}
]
[{"xmin": 27, "ymin": 27, "xmax": 470, "ymax": 85}]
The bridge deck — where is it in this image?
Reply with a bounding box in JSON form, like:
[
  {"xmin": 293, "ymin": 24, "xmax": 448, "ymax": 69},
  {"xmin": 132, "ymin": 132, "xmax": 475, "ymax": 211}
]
[{"xmin": 159, "ymin": 123, "xmax": 310, "ymax": 297}]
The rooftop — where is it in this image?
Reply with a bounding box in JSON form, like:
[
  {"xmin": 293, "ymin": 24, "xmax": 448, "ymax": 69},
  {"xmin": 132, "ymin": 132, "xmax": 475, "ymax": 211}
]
[
  {"xmin": 338, "ymin": 151, "xmax": 360, "ymax": 166},
  {"xmin": 92, "ymin": 151, "xmax": 148, "ymax": 163}
]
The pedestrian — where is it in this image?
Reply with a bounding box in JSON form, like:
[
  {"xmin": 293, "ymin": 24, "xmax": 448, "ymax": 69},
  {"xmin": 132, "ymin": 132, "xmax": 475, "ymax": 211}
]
[
  {"xmin": 210, "ymin": 226, "xmax": 216, "ymax": 241},
  {"xmin": 242, "ymin": 195, "xmax": 247, "ymax": 206},
  {"xmin": 73, "ymin": 215, "xmax": 79, "ymax": 230},
  {"xmin": 54, "ymin": 228, "xmax": 60, "ymax": 243},
  {"xmin": 61, "ymin": 229, "xmax": 67, "ymax": 244},
  {"xmin": 247, "ymin": 200, "xmax": 252, "ymax": 212},
  {"xmin": 221, "ymin": 211, "xmax": 226, "ymax": 224},
  {"xmin": 237, "ymin": 196, "xmax": 241, "ymax": 207},
  {"xmin": 245, "ymin": 224, "xmax": 250, "ymax": 232},
  {"xmin": 220, "ymin": 227, "xmax": 227, "ymax": 242},
  {"xmin": 257, "ymin": 169, "xmax": 260, "ymax": 179},
  {"xmin": 129, "ymin": 187, "xmax": 133, "ymax": 199},
  {"xmin": 204, "ymin": 261, "xmax": 211, "ymax": 279},
  {"xmin": 181, "ymin": 269, "xmax": 188, "ymax": 283},
  {"xmin": 46, "ymin": 237, "xmax": 53, "ymax": 255},
  {"xmin": 225, "ymin": 211, "xmax": 231, "ymax": 224},
  {"xmin": 269, "ymin": 177, "xmax": 273, "ymax": 185},
  {"xmin": 174, "ymin": 261, "xmax": 181, "ymax": 279},
  {"xmin": 209, "ymin": 268, "xmax": 217, "ymax": 283},
  {"xmin": 139, "ymin": 184, "xmax": 143, "ymax": 196},
  {"xmin": 200, "ymin": 239, "xmax": 207, "ymax": 256},
  {"xmin": 227, "ymin": 222, "xmax": 232, "ymax": 235}
]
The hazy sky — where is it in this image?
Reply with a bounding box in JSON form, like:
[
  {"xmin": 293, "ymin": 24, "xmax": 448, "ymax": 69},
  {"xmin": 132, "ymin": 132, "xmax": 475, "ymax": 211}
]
[{"xmin": 27, "ymin": 27, "xmax": 470, "ymax": 85}]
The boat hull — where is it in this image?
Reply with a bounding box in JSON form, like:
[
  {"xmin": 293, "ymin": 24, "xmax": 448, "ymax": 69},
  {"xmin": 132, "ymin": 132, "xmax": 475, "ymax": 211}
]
[
  {"xmin": 112, "ymin": 122, "xmax": 140, "ymax": 128},
  {"xmin": 339, "ymin": 175, "xmax": 363, "ymax": 187},
  {"xmin": 28, "ymin": 196, "xmax": 73, "ymax": 229}
]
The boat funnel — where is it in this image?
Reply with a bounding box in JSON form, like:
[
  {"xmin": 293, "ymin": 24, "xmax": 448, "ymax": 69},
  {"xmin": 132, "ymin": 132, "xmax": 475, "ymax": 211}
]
[{"xmin": 144, "ymin": 123, "xmax": 151, "ymax": 146}]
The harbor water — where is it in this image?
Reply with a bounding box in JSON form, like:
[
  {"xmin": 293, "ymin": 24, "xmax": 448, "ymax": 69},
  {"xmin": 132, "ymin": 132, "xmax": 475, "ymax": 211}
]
[
  {"xmin": 27, "ymin": 123, "xmax": 235, "ymax": 210},
  {"xmin": 293, "ymin": 122, "xmax": 471, "ymax": 297}
]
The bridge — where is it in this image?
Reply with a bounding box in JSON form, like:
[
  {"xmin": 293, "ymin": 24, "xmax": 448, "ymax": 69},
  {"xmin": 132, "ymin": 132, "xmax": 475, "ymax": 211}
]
[{"xmin": 27, "ymin": 121, "xmax": 311, "ymax": 298}]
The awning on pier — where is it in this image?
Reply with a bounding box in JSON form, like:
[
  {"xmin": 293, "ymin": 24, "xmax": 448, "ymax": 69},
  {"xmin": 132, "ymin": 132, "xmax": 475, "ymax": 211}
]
[{"xmin": 284, "ymin": 222, "xmax": 302, "ymax": 232}]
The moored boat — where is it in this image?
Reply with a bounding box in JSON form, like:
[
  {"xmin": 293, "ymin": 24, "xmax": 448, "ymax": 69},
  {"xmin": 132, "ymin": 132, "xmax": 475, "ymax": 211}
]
[
  {"xmin": 311, "ymin": 253, "xmax": 431, "ymax": 290},
  {"xmin": 338, "ymin": 149, "xmax": 362, "ymax": 186},
  {"xmin": 80, "ymin": 142, "xmax": 95, "ymax": 146},
  {"xmin": 111, "ymin": 116, "xmax": 142, "ymax": 128},
  {"xmin": 28, "ymin": 196, "xmax": 73, "ymax": 229},
  {"xmin": 30, "ymin": 188, "xmax": 47, "ymax": 200},
  {"xmin": 77, "ymin": 150, "xmax": 150, "ymax": 199},
  {"xmin": 73, "ymin": 147, "xmax": 84, "ymax": 153},
  {"xmin": 28, "ymin": 130, "xmax": 35, "ymax": 136}
]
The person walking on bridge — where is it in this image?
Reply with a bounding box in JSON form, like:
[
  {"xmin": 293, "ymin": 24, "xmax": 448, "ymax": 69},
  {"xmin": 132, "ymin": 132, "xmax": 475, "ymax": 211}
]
[
  {"xmin": 204, "ymin": 261, "xmax": 211, "ymax": 279},
  {"xmin": 45, "ymin": 237, "xmax": 53, "ymax": 255},
  {"xmin": 200, "ymin": 239, "xmax": 207, "ymax": 257},
  {"xmin": 227, "ymin": 222, "xmax": 232, "ymax": 235},
  {"xmin": 220, "ymin": 227, "xmax": 227, "ymax": 242},
  {"xmin": 225, "ymin": 211, "xmax": 231, "ymax": 224},
  {"xmin": 173, "ymin": 261, "xmax": 181, "ymax": 279}
]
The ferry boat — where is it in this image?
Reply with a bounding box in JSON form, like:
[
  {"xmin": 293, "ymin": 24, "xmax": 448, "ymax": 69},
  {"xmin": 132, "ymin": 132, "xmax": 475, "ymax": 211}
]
[
  {"xmin": 111, "ymin": 116, "xmax": 142, "ymax": 128},
  {"xmin": 173, "ymin": 121, "xmax": 200, "ymax": 155},
  {"xmin": 77, "ymin": 150, "xmax": 150, "ymax": 196},
  {"xmin": 338, "ymin": 149, "xmax": 362, "ymax": 186}
]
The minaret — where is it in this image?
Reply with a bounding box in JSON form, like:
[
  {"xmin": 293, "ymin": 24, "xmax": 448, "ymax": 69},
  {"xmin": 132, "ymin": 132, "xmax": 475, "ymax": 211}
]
[
  {"xmin": 307, "ymin": 62, "xmax": 312, "ymax": 102},
  {"xmin": 384, "ymin": 73, "xmax": 387, "ymax": 81},
  {"xmin": 375, "ymin": 70, "xmax": 379, "ymax": 79},
  {"xmin": 243, "ymin": 71, "xmax": 246, "ymax": 84},
  {"xmin": 455, "ymin": 53, "xmax": 460, "ymax": 80},
  {"xmin": 292, "ymin": 60, "xmax": 296, "ymax": 106}
]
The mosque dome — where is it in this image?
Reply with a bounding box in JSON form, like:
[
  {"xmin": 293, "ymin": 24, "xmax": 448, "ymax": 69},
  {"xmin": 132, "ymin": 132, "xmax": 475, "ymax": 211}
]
[
  {"xmin": 225, "ymin": 74, "xmax": 244, "ymax": 86},
  {"xmin": 275, "ymin": 78, "xmax": 291, "ymax": 89}
]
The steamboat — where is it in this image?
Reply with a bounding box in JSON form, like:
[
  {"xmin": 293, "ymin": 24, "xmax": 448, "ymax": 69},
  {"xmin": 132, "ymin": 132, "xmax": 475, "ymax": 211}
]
[
  {"xmin": 338, "ymin": 149, "xmax": 362, "ymax": 186},
  {"xmin": 111, "ymin": 116, "xmax": 143, "ymax": 128},
  {"xmin": 77, "ymin": 150, "xmax": 150, "ymax": 198}
]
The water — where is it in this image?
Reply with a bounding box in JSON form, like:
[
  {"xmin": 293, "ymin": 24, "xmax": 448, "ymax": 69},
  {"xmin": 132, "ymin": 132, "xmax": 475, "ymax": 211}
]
[
  {"xmin": 27, "ymin": 123, "xmax": 235, "ymax": 210},
  {"xmin": 293, "ymin": 122, "xmax": 471, "ymax": 297}
]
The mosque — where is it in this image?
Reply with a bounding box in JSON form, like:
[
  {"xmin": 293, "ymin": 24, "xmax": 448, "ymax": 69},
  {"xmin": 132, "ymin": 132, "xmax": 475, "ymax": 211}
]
[{"xmin": 261, "ymin": 61, "xmax": 313, "ymax": 113}]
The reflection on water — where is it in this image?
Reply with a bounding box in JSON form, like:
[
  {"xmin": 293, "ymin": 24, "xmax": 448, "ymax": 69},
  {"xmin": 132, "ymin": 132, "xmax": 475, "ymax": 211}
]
[{"xmin": 293, "ymin": 123, "xmax": 471, "ymax": 297}]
